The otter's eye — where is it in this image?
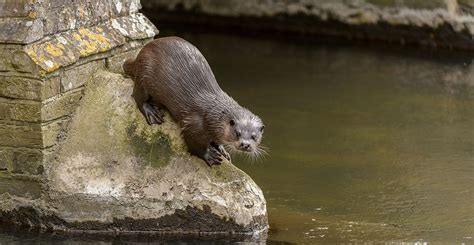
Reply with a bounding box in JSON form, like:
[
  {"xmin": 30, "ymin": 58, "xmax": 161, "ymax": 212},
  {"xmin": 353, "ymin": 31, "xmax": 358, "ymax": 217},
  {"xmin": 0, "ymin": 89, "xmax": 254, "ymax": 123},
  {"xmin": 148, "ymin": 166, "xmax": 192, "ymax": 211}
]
[
  {"xmin": 230, "ymin": 120, "xmax": 235, "ymax": 126},
  {"xmin": 236, "ymin": 131, "xmax": 241, "ymax": 137},
  {"xmin": 260, "ymin": 125, "xmax": 265, "ymax": 132},
  {"xmin": 251, "ymin": 135, "xmax": 257, "ymax": 141}
]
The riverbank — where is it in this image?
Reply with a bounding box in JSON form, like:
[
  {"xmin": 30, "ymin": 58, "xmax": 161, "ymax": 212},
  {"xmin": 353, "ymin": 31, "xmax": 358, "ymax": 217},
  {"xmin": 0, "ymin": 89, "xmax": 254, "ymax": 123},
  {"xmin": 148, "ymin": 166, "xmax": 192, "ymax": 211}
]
[{"xmin": 142, "ymin": 0, "xmax": 474, "ymax": 51}]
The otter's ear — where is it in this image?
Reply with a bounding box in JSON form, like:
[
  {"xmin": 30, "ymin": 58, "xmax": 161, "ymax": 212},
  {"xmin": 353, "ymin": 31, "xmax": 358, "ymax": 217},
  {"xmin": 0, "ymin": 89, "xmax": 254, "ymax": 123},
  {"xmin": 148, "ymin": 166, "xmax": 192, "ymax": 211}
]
[
  {"xmin": 229, "ymin": 119, "xmax": 235, "ymax": 126},
  {"xmin": 260, "ymin": 125, "xmax": 265, "ymax": 132}
]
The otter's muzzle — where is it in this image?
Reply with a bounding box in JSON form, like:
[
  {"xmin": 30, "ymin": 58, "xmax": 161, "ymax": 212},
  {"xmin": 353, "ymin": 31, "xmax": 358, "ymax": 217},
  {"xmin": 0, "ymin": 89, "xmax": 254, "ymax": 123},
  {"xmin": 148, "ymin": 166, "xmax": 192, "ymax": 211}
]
[{"xmin": 237, "ymin": 140, "xmax": 252, "ymax": 152}]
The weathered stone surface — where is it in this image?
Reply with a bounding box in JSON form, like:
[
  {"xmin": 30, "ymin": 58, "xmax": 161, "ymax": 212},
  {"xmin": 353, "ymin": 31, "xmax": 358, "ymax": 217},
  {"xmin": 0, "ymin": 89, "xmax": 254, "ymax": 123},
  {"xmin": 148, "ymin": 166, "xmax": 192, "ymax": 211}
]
[
  {"xmin": 61, "ymin": 60, "xmax": 105, "ymax": 92},
  {"xmin": 0, "ymin": 149, "xmax": 13, "ymax": 171},
  {"xmin": 11, "ymin": 50, "xmax": 41, "ymax": 74},
  {"xmin": 0, "ymin": 18, "xmax": 43, "ymax": 44},
  {"xmin": 110, "ymin": 0, "xmax": 142, "ymax": 16},
  {"xmin": 0, "ymin": 178, "xmax": 42, "ymax": 199},
  {"xmin": 41, "ymin": 90, "xmax": 83, "ymax": 121},
  {"xmin": 24, "ymin": 14, "xmax": 156, "ymax": 73},
  {"xmin": 11, "ymin": 148, "xmax": 43, "ymax": 175},
  {"xmin": 43, "ymin": 4, "xmax": 76, "ymax": 36},
  {"xmin": 0, "ymin": 0, "xmax": 36, "ymax": 18},
  {"xmin": 111, "ymin": 13, "xmax": 158, "ymax": 40},
  {"xmin": 0, "ymin": 46, "xmax": 39, "ymax": 73},
  {"xmin": 42, "ymin": 118, "xmax": 69, "ymax": 148},
  {"xmin": 0, "ymin": 76, "xmax": 42, "ymax": 100},
  {"xmin": 367, "ymin": 0, "xmax": 447, "ymax": 9},
  {"xmin": 459, "ymin": 0, "xmax": 474, "ymax": 14},
  {"xmin": 9, "ymin": 71, "xmax": 266, "ymax": 234},
  {"xmin": 106, "ymin": 48, "xmax": 140, "ymax": 73},
  {"xmin": 0, "ymin": 45, "xmax": 21, "ymax": 72},
  {"xmin": 25, "ymin": 25, "xmax": 126, "ymax": 73},
  {"xmin": 42, "ymin": 75, "xmax": 61, "ymax": 100},
  {"xmin": 0, "ymin": 123, "xmax": 42, "ymax": 148},
  {"xmin": 0, "ymin": 99, "xmax": 41, "ymax": 122},
  {"xmin": 74, "ymin": 0, "xmax": 113, "ymax": 31}
]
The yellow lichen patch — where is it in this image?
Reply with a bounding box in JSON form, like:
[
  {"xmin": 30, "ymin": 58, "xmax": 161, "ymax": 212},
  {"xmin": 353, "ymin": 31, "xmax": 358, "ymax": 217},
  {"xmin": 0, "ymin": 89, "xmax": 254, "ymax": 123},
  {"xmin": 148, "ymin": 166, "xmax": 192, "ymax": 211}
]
[
  {"xmin": 25, "ymin": 44, "xmax": 62, "ymax": 73},
  {"xmin": 28, "ymin": 11, "xmax": 37, "ymax": 18},
  {"xmin": 76, "ymin": 28, "xmax": 112, "ymax": 56},
  {"xmin": 45, "ymin": 43, "xmax": 64, "ymax": 57},
  {"xmin": 21, "ymin": 21, "xmax": 130, "ymax": 74},
  {"xmin": 73, "ymin": 33, "xmax": 82, "ymax": 41}
]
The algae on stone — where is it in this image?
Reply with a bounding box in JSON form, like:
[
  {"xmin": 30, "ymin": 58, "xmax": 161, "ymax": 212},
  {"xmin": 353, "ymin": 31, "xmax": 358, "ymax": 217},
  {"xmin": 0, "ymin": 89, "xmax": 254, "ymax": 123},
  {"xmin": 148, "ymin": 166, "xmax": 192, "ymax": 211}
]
[{"xmin": 32, "ymin": 71, "xmax": 269, "ymax": 234}]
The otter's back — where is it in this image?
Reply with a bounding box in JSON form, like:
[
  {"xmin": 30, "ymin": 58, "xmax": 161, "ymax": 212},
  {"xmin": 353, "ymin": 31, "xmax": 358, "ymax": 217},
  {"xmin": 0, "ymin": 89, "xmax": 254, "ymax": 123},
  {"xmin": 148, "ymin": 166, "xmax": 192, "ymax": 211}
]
[{"xmin": 134, "ymin": 37, "xmax": 222, "ymax": 120}]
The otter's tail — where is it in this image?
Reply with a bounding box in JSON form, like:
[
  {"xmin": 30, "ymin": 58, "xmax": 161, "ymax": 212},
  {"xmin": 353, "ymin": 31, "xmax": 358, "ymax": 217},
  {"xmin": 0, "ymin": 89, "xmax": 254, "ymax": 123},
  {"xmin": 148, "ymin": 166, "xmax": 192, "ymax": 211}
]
[{"xmin": 123, "ymin": 58, "xmax": 136, "ymax": 77}]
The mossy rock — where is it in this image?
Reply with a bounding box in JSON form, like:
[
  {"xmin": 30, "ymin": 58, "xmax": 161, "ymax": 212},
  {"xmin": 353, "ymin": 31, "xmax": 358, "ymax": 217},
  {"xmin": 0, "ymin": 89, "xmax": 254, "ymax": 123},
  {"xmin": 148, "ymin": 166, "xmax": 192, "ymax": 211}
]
[{"xmin": 0, "ymin": 71, "xmax": 268, "ymax": 235}]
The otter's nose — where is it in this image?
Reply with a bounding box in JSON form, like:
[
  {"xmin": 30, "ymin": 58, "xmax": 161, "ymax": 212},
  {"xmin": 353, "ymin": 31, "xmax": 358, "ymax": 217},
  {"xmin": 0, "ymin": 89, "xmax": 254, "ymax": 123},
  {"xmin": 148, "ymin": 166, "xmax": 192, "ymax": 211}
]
[{"xmin": 240, "ymin": 142, "xmax": 251, "ymax": 150}]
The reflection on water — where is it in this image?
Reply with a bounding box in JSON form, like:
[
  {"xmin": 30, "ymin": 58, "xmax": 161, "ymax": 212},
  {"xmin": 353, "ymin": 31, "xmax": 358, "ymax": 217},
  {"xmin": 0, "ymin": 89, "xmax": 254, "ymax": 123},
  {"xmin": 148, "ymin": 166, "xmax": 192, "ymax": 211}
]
[{"xmin": 2, "ymin": 32, "xmax": 473, "ymax": 244}]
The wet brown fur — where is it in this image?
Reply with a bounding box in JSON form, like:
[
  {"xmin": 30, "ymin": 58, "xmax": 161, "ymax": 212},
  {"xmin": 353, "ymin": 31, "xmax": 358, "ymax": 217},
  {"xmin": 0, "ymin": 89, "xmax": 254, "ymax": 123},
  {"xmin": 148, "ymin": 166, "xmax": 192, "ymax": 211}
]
[{"xmin": 123, "ymin": 36, "xmax": 261, "ymax": 166}]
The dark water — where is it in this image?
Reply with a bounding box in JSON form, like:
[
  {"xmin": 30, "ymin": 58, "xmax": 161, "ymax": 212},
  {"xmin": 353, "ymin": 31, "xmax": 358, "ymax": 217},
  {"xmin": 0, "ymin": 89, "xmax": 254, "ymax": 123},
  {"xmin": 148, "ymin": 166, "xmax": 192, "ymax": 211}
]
[
  {"xmin": 2, "ymin": 31, "xmax": 473, "ymax": 244},
  {"xmin": 172, "ymin": 31, "xmax": 474, "ymax": 244}
]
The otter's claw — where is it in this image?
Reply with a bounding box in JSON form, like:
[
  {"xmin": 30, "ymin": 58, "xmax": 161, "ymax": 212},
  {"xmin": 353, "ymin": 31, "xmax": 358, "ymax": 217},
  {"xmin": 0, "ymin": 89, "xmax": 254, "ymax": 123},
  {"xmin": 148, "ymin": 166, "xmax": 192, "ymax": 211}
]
[
  {"xmin": 217, "ymin": 144, "xmax": 231, "ymax": 162},
  {"xmin": 205, "ymin": 143, "xmax": 230, "ymax": 167},
  {"xmin": 143, "ymin": 103, "xmax": 164, "ymax": 125}
]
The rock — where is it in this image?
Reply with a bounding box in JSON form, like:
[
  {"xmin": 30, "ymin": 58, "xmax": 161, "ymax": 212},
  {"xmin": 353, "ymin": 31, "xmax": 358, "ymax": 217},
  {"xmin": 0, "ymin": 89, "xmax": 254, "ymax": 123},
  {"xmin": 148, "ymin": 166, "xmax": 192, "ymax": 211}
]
[{"xmin": 0, "ymin": 71, "xmax": 268, "ymax": 235}]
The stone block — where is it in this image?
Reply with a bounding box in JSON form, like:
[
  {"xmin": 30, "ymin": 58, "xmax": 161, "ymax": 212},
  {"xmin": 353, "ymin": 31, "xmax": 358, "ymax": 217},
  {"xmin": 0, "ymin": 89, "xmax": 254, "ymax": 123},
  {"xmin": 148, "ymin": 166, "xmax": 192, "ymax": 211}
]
[
  {"xmin": 0, "ymin": 76, "xmax": 42, "ymax": 101},
  {"xmin": 11, "ymin": 148, "xmax": 43, "ymax": 175},
  {"xmin": 0, "ymin": 0, "xmax": 31, "ymax": 18},
  {"xmin": 61, "ymin": 60, "xmax": 105, "ymax": 92},
  {"xmin": 44, "ymin": 5, "xmax": 76, "ymax": 36},
  {"xmin": 0, "ymin": 75, "xmax": 60, "ymax": 101},
  {"xmin": 110, "ymin": 0, "xmax": 129, "ymax": 16},
  {"xmin": 0, "ymin": 45, "xmax": 19, "ymax": 72},
  {"xmin": 0, "ymin": 99, "xmax": 41, "ymax": 122},
  {"xmin": 0, "ymin": 18, "xmax": 43, "ymax": 44},
  {"xmin": 90, "ymin": 0, "xmax": 112, "ymax": 22},
  {"xmin": 11, "ymin": 50, "xmax": 41, "ymax": 74},
  {"xmin": 111, "ymin": 13, "xmax": 158, "ymax": 40},
  {"xmin": 0, "ymin": 46, "xmax": 40, "ymax": 73},
  {"xmin": 0, "ymin": 176, "xmax": 42, "ymax": 199},
  {"xmin": 106, "ymin": 49, "xmax": 139, "ymax": 73},
  {"xmin": 130, "ymin": 0, "xmax": 141, "ymax": 13},
  {"xmin": 0, "ymin": 123, "xmax": 42, "ymax": 148},
  {"xmin": 74, "ymin": 0, "xmax": 93, "ymax": 28},
  {"xmin": 24, "ymin": 24, "xmax": 127, "ymax": 73},
  {"xmin": 42, "ymin": 75, "xmax": 61, "ymax": 100},
  {"xmin": 41, "ymin": 90, "xmax": 83, "ymax": 121},
  {"xmin": 0, "ymin": 149, "xmax": 13, "ymax": 171}
]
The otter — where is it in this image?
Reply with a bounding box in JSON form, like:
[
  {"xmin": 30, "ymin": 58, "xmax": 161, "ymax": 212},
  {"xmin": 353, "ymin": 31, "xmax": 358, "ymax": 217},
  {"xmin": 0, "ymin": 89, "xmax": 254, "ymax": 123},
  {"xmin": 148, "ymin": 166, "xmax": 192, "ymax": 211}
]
[{"xmin": 123, "ymin": 36, "xmax": 265, "ymax": 166}]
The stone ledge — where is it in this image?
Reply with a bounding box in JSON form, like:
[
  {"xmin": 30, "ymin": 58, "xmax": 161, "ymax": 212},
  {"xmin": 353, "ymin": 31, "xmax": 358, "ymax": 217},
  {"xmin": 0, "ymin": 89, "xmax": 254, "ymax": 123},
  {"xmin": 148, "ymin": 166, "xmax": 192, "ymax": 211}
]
[{"xmin": 23, "ymin": 13, "xmax": 157, "ymax": 74}]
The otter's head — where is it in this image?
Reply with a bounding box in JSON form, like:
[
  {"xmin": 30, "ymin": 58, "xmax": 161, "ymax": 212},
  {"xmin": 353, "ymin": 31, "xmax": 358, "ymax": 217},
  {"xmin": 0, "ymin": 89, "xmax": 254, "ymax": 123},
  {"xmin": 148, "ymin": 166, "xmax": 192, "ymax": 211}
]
[{"xmin": 224, "ymin": 114, "xmax": 265, "ymax": 156}]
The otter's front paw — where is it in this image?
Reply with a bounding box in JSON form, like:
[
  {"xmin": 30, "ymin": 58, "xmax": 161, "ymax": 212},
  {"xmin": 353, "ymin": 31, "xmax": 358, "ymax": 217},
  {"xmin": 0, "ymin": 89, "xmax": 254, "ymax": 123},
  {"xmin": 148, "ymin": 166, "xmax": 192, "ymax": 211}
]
[
  {"xmin": 215, "ymin": 144, "xmax": 231, "ymax": 162},
  {"xmin": 143, "ymin": 103, "xmax": 164, "ymax": 125},
  {"xmin": 204, "ymin": 143, "xmax": 230, "ymax": 167}
]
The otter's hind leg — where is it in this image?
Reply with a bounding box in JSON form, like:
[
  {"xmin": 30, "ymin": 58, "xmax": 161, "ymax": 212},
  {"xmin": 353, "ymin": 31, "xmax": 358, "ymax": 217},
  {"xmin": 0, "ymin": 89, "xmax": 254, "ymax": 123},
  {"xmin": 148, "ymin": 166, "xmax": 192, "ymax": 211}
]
[{"xmin": 132, "ymin": 83, "xmax": 165, "ymax": 125}]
